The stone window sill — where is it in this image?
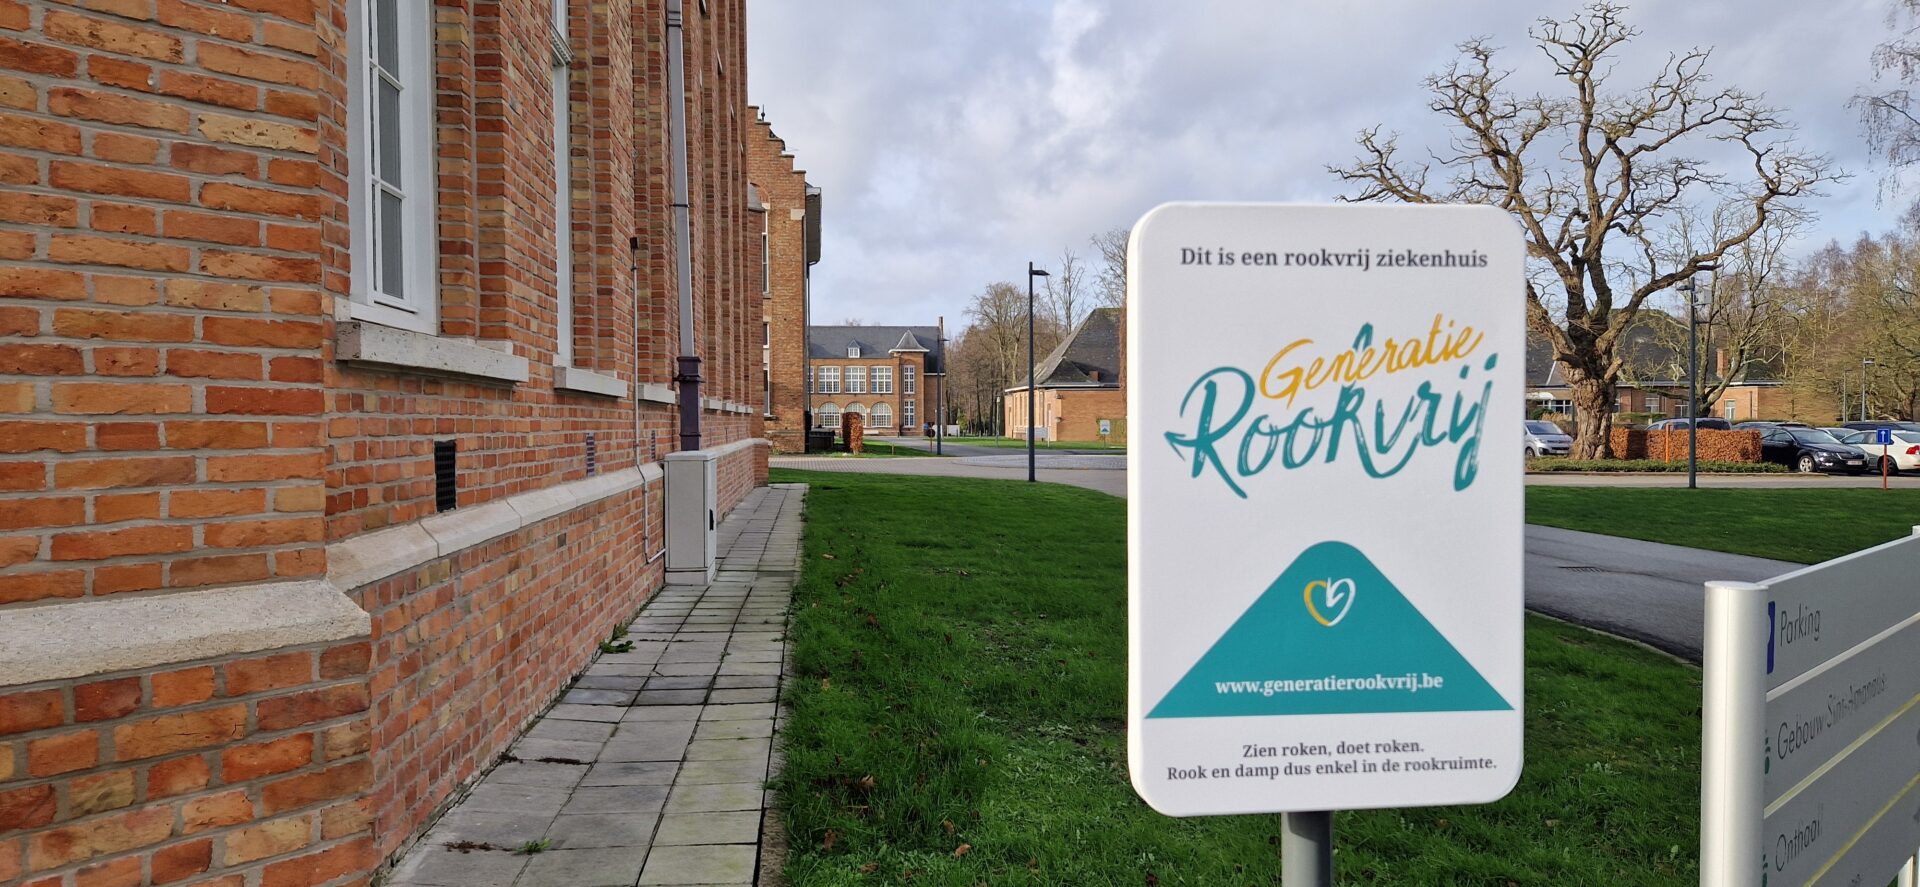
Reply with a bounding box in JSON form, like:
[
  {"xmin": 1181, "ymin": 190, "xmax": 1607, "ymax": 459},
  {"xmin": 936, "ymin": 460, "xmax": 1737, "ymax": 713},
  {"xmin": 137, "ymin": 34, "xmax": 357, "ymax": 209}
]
[
  {"xmin": 554, "ymin": 365, "xmax": 627, "ymax": 397},
  {"xmin": 335, "ymin": 321, "xmax": 530, "ymax": 383}
]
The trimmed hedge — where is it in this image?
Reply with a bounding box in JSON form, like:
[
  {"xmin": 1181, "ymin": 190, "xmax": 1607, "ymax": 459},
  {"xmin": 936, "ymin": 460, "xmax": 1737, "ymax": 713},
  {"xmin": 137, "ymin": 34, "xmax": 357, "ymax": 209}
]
[{"xmin": 1527, "ymin": 458, "xmax": 1788, "ymax": 474}]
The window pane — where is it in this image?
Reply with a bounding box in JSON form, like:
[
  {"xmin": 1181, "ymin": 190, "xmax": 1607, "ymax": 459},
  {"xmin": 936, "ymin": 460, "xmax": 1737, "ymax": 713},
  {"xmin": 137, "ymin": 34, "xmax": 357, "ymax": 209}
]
[
  {"xmin": 379, "ymin": 190, "xmax": 404, "ymax": 298},
  {"xmin": 377, "ymin": 78, "xmax": 402, "ymax": 187},
  {"xmin": 375, "ymin": 0, "xmax": 398, "ymax": 71}
]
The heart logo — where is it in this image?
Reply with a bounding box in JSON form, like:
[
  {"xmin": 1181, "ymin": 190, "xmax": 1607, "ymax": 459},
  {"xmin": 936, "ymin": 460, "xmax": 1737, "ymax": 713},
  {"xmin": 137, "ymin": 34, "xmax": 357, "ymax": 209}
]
[{"xmin": 1303, "ymin": 577, "xmax": 1356, "ymax": 627}]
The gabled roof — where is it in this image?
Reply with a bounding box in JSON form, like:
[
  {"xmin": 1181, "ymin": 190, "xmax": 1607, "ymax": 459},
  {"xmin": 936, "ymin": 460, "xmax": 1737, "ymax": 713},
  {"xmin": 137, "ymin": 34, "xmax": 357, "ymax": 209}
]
[
  {"xmin": 808, "ymin": 325, "xmax": 944, "ymax": 372},
  {"xmin": 1008, "ymin": 307, "xmax": 1122, "ymax": 391}
]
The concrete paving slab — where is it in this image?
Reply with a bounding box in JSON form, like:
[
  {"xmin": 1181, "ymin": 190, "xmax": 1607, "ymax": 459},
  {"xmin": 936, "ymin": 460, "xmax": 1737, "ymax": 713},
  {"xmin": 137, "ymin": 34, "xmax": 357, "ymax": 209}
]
[
  {"xmin": 637, "ymin": 844, "xmax": 758, "ymax": 885},
  {"xmin": 544, "ymin": 812, "xmax": 660, "ymax": 849},
  {"xmin": 486, "ymin": 761, "xmax": 588, "ymax": 788},
  {"xmin": 560, "ymin": 784, "xmax": 672, "ymax": 815},
  {"xmin": 516, "ymin": 846, "xmax": 650, "ymax": 887},
  {"xmin": 652, "ymin": 811, "xmax": 761, "ymax": 846},
  {"xmin": 580, "ymin": 761, "xmax": 679, "ymax": 786},
  {"xmin": 388, "ymin": 845, "xmax": 527, "ymax": 887}
]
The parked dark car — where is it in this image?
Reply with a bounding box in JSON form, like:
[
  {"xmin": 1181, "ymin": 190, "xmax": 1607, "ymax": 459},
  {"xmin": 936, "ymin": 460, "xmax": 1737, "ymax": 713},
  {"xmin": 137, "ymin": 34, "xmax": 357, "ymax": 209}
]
[
  {"xmin": 1757, "ymin": 426, "xmax": 1869, "ymax": 474},
  {"xmin": 1647, "ymin": 417, "xmax": 1733, "ymax": 431},
  {"xmin": 1735, "ymin": 420, "xmax": 1811, "ymax": 429}
]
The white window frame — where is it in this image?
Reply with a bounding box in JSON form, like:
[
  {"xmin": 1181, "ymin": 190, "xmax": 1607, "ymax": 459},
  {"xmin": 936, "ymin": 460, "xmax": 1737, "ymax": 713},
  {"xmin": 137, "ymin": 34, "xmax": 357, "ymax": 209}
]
[
  {"xmin": 871, "ymin": 402, "xmax": 892, "ymax": 428},
  {"xmin": 902, "ymin": 363, "xmax": 916, "ymax": 395},
  {"xmin": 871, "ymin": 366, "xmax": 892, "ymax": 394},
  {"xmin": 818, "ymin": 366, "xmax": 840, "ymax": 394},
  {"xmin": 847, "ymin": 343, "xmax": 860, "ymax": 358},
  {"xmin": 902, "ymin": 398, "xmax": 915, "ymax": 429},
  {"xmin": 346, "ymin": 0, "xmax": 438, "ymax": 334},
  {"xmin": 760, "ymin": 210, "xmax": 770, "ymax": 297},
  {"xmin": 817, "ymin": 403, "xmax": 840, "ymax": 428},
  {"xmin": 550, "ymin": 19, "xmax": 573, "ymax": 365},
  {"xmin": 844, "ymin": 366, "xmax": 865, "ymax": 394}
]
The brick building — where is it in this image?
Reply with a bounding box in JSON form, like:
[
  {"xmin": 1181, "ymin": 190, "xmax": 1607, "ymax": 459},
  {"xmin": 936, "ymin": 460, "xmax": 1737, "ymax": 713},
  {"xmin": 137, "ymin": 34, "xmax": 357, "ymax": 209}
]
[
  {"xmin": 0, "ymin": 0, "xmax": 772, "ymax": 883},
  {"xmin": 806, "ymin": 325, "xmax": 944, "ymax": 437},
  {"xmin": 747, "ymin": 109, "xmax": 817, "ymax": 453},
  {"xmin": 1005, "ymin": 307, "xmax": 1126, "ymax": 443}
]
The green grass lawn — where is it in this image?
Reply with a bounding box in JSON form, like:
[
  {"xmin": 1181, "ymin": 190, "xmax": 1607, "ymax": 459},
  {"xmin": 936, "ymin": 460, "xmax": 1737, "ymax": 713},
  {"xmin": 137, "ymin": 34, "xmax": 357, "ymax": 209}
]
[
  {"xmin": 1526, "ymin": 487, "xmax": 1920, "ymax": 564},
  {"xmin": 772, "ymin": 469, "xmax": 1704, "ymax": 885},
  {"xmin": 945, "ymin": 436, "xmax": 1126, "ymax": 451}
]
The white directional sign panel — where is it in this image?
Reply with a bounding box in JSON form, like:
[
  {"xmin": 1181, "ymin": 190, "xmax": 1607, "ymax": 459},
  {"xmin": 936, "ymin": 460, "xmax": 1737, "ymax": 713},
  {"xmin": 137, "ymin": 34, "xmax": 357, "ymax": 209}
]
[
  {"xmin": 1702, "ymin": 530, "xmax": 1920, "ymax": 887},
  {"xmin": 1126, "ymin": 203, "xmax": 1526, "ymax": 815}
]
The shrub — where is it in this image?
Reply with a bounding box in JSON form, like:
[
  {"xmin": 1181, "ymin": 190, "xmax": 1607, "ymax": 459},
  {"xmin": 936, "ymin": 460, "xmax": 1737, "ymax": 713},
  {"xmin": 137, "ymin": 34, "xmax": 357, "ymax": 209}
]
[{"xmin": 1527, "ymin": 458, "xmax": 1788, "ymax": 474}]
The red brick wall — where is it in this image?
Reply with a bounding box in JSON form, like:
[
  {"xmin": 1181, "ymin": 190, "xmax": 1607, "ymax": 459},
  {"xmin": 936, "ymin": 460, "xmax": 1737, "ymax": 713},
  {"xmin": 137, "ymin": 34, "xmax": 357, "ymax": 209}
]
[
  {"xmin": 2, "ymin": 0, "xmax": 771, "ymax": 884},
  {"xmin": 0, "ymin": 639, "xmax": 375, "ymax": 886},
  {"xmin": 749, "ymin": 112, "xmax": 810, "ymax": 453},
  {"xmin": 0, "ymin": 0, "xmax": 334, "ymax": 604}
]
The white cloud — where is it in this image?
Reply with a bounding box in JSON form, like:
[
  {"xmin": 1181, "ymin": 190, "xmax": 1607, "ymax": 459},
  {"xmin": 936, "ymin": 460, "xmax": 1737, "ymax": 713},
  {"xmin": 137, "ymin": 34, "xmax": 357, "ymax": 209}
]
[{"xmin": 748, "ymin": 1, "xmax": 1907, "ymax": 330}]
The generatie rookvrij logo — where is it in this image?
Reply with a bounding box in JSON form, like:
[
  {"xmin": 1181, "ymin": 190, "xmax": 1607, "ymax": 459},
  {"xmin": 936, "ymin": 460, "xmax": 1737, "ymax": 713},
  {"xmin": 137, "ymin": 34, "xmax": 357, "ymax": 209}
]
[{"xmin": 1303, "ymin": 577, "xmax": 1355, "ymax": 627}]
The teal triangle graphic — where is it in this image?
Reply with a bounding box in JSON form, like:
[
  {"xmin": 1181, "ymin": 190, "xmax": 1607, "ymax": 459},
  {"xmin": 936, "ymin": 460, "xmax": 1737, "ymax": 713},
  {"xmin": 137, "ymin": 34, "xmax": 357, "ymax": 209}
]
[{"xmin": 1147, "ymin": 541, "xmax": 1511, "ymax": 718}]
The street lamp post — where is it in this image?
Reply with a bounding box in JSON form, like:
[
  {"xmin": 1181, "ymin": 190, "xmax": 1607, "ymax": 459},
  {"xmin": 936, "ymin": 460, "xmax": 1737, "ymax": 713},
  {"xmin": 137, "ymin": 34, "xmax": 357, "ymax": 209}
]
[
  {"xmin": 1027, "ymin": 262, "xmax": 1049, "ymax": 483},
  {"xmin": 936, "ymin": 319, "xmax": 947, "ymax": 456},
  {"xmin": 1680, "ymin": 275, "xmax": 1706, "ymax": 490},
  {"xmin": 1861, "ymin": 358, "xmax": 1875, "ymax": 421}
]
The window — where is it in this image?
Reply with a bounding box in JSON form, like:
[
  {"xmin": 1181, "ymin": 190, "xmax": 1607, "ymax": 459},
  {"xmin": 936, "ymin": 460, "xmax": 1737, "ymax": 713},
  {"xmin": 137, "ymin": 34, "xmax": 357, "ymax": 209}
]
[
  {"xmin": 846, "ymin": 402, "xmax": 867, "ymax": 418},
  {"xmin": 847, "ymin": 343, "xmax": 861, "ymax": 358},
  {"xmin": 1644, "ymin": 396, "xmax": 1659, "ymax": 413},
  {"xmin": 871, "ymin": 366, "xmax": 892, "ymax": 394},
  {"xmin": 1724, "ymin": 400, "xmax": 1738, "ymax": 421},
  {"xmin": 817, "ymin": 403, "xmax": 839, "ymax": 428},
  {"xmin": 902, "ymin": 399, "xmax": 915, "ymax": 429},
  {"xmin": 903, "ymin": 364, "xmax": 916, "ymax": 394},
  {"xmin": 817, "ymin": 366, "xmax": 839, "ymax": 394},
  {"xmin": 806, "ymin": 366, "xmax": 813, "ymax": 393},
  {"xmin": 763, "ymin": 369, "xmax": 771, "ymax": 416},
  {"xmin": 871, "ymin": 402, "xmax": 892, "ymax": 427},
  {"xmin": 760, "ymin": 210, "xmax": 769, "ymax": 297},
  {"xmin": 844, "ymin": 366, "xmax": 866, "ymax": 394},
  {"xmin": 550, "ymin": 8, "xmax": 573, "ymax": 363},
  {"xmin": 348, "ymin": 0, "xmax": 437, "ymax": 333}
]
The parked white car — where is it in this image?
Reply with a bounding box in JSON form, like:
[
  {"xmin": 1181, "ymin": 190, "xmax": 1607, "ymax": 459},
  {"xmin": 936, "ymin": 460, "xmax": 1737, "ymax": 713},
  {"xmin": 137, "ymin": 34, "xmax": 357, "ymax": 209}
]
[
  {"xmin": 1524, "ymin": 420, "xmax": 1573, "ymax": 458},
  {"xmin": 1838, "ymin": 429, "xmax": 1920, "ymax": 473}
]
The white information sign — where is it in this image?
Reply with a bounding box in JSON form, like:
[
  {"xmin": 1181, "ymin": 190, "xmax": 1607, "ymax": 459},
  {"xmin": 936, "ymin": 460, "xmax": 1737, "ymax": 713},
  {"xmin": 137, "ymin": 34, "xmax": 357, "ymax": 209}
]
[{"xmin": 1126, "ymin": 203, "xmax": 1526, "ymax": 815}]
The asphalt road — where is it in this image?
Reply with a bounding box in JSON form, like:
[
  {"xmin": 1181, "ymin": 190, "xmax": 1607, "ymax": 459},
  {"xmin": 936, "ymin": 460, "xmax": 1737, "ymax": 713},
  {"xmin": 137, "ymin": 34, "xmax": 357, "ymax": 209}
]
[
  {"xmin": 772, "ymin": 454, "xmax": 1822, "ymax": 661},
  {"xmin": 1523, "ymin": 525, "xmax": 1799, "ymax": 662}
]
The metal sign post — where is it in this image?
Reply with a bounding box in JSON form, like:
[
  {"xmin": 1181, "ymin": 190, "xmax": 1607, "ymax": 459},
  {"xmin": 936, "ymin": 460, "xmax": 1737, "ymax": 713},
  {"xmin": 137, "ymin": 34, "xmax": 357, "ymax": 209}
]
[
  {"xmin": 1879, "ymin": 427, "xmax": 1894, "ymax": 491},
  {"xmin": 1126, "ymin": 204, "xmax": 1527, "ymax": 878}
]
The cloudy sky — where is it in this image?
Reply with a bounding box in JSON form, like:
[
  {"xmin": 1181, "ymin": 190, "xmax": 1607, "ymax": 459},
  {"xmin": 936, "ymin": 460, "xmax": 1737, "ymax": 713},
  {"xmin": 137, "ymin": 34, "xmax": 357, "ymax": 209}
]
[{"xmin": 746, "ymin": 1, "xmax": 1910, "ymax": 331}]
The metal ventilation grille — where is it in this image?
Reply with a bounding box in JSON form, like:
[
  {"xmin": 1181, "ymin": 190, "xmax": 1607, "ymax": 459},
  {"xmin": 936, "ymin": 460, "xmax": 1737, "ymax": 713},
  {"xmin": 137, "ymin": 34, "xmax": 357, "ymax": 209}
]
[
  {"xmin": 585, "ymin": 432, "xmax": 598, "ymax": 476},
  {"xmin": 434, "ymin": 439, "xmax": 457, "ymax": 512}
]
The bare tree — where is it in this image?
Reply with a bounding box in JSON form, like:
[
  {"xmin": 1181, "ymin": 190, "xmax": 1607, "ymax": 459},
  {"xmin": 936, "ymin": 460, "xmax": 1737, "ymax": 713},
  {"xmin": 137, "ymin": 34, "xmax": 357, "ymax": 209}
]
[
  {"xmin": 1090, "ymin": 228, "xmax": 1128, "ymax": 309},
  {"xmin": 947, "ymin": 281, "xmax": 1067, "ymax": 434},
  {"xmin": 1856, "ymin": 0, "xmax": 1920, "ymax": 196},
  {"xmin": 1043, "ymin": 248, "xmax": 1086, "ymax": 331},
  {"xmin": 1330, "ymin": 3, "xmax": 1835, "ymax": 457},
  {"xmin": 1644, "ymin": 203, "xmax": 1800, "ymax": 408}
]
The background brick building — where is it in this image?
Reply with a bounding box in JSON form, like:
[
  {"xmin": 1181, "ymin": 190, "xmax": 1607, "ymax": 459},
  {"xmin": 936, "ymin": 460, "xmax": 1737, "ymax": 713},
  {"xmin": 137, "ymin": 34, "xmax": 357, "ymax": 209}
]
[
  {"xmin": 0, "ymin": 0, "xmax": 774, "ymax": 883},
  {"xmin": 747, "ymin": 109, "xmax": 817, "ymax": 453},
  {"xmin": 807, "ymin": 325, "xmax": 943, "ymax": 437},
  {"xmin": 1005, "ymin": 307, "xmax": 1125, "ymax": 443}
]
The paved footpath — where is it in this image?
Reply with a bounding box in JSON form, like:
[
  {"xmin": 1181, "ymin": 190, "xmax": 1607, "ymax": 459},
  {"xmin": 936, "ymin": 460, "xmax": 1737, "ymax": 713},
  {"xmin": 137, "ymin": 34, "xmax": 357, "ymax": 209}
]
[{"xmin": 386, "ymin": 484, "xmax": 805, "ymax": 887}]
